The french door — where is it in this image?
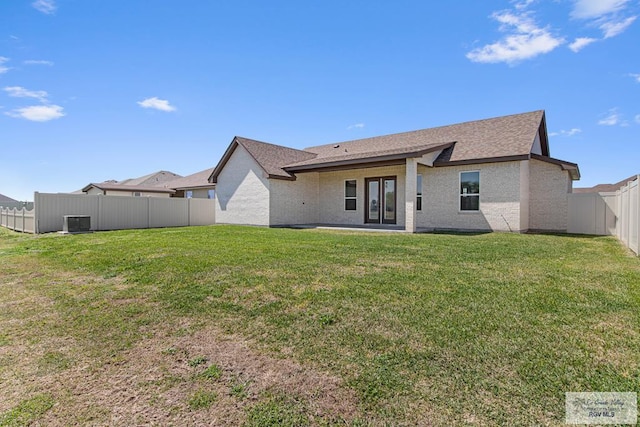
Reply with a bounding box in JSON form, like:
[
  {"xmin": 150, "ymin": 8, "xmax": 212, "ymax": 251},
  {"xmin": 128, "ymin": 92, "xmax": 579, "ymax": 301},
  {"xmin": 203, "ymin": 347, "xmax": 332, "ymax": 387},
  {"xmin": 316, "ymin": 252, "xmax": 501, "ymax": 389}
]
[{"xmin": 365, "ymin": 176, "xmax": 396, "ymax": 224}]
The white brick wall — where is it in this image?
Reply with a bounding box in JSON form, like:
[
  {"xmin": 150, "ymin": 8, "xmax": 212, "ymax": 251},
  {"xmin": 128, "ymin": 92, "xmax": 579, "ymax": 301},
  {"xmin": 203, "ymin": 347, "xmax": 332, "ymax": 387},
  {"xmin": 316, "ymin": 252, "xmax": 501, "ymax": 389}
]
[
  {"xmin": 214, "ymin": 146, "xmax": 271, "ymax": 226},
  {"xmin": 529, "ymin": 159, "xmax": 571, "ymax": 231},
  {"xmin": 270, "ymin": 172, "xmax": 320, "ymax": 225},
  {"xmin": 419, "ymin": 161, "xmax": 523, "ymax": 232},
  {"xmin": 317, "ymin": 165, "xmax": 406, "ymax": 226}
]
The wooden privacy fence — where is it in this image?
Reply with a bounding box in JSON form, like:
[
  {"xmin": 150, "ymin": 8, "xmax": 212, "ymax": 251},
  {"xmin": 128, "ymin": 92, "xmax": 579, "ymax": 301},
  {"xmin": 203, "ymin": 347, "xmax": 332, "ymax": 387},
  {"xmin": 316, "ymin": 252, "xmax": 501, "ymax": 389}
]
[
  {"xmin": 568, "ymin": 175, "xmax": 639, "ymax": 255},
  {"xmin": 1, "ymin": 192, "xmax": 215, "ymax": 234},
  {"xmin": 0, "ymin": 207, "xmax": 36, "ymax": 233}
]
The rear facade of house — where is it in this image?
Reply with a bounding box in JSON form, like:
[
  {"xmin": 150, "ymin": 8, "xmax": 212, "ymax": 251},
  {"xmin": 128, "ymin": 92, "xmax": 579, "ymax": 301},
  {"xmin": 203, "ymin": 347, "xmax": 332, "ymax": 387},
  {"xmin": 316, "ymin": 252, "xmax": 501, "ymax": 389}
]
[{"xmin": 210, "ymin": 111, "xmax": 579, "ymax": 232}]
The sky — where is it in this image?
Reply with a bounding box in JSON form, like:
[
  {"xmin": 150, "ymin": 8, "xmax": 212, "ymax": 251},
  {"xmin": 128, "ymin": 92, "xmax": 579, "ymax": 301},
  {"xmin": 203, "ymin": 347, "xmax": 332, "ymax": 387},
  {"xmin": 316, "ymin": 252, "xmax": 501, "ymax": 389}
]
[{"xmin": 0, "ymin": 0, "xmax": 638, "ymax": 201}]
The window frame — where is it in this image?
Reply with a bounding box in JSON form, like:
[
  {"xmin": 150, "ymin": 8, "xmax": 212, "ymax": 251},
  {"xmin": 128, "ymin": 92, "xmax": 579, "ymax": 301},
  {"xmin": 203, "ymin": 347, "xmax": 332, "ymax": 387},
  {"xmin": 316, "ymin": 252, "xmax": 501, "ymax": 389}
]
[
  {"xmin": 416, "ymin": 174, "xmax": 423, "ymax": 211},
  {"xmin": 344, "ymin": 179, "xmax": 357, "ymax": 211},
  {"xmin": 459, "ymin": 171, "xmax": 480, "ymax": 212}
]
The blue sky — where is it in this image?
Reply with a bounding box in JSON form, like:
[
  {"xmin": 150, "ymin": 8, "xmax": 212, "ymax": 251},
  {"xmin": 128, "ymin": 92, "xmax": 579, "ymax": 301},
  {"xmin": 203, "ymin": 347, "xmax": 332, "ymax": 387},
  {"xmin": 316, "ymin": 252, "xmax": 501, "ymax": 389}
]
[{"xmin": 1, "ymin": 0, "xmax": 638, "ymax": 201}]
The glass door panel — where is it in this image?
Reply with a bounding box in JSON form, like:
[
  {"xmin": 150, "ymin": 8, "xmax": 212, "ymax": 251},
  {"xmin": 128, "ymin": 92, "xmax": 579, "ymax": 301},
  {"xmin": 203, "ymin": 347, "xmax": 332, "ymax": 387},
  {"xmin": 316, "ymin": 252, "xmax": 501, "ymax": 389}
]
[
  {"xmin": 366, "ymin": 179, "xmax": 379, "ymax": 223},
  {"xmin": 383, "ymin": 179, "xmax": 396, "ymax": 223}
]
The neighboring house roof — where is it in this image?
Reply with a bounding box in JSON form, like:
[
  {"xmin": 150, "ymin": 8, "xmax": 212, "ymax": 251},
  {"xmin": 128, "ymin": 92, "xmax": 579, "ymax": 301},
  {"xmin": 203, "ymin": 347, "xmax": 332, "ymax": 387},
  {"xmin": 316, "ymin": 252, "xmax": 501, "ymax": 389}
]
[
  {"xmin": 573, "ymin": 175, "xmax": 638, "ymax": 193},
  {"xmin": 210, "ymin": 110, "xmax": 580, "ymax": 183},
  {"xmin": 82, "ymin": 183, "xmax": 176, "ymax": 194},
  {"xmin": 119, "ymin": 170, "xmax": 182, "ymax": 187},
  {"xmin": 163, "ymin": 168, "xmax": 215, "ymax": 190},
  {"xmin": 0, "ymin": 193, "xmax": 18, "ymax": 203}
]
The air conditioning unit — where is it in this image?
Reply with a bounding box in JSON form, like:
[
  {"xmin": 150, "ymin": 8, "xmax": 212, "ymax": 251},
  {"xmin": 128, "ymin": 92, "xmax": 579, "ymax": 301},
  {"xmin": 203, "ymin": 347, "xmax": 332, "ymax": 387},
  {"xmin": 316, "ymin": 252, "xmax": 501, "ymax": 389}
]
[{"xmin": 62, "ymin": 215, "xmax": 91, "ymax": 233}]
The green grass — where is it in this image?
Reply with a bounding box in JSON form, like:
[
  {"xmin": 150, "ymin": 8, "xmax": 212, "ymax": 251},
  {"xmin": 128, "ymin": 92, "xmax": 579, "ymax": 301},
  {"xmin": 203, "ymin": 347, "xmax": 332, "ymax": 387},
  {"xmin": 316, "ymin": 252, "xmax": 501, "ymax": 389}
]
[
  {"xmin": 187, "ymin": 389, "xmax": 218, "ymax": 410},
  {"xmin": 0, "ymin": 394, "xmax": 54, "ymax": 427},
  {"xmin": 1, "ymin": 225, "xmax": 639, "ymax": 425}
]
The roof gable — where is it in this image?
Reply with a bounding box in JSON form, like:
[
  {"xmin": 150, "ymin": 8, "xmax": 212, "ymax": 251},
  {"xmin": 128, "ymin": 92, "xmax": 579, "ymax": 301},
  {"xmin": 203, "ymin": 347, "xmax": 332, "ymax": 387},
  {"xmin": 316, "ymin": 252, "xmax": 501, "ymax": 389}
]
[{"xmin": 209, "ymin": 137, "xmax": 316, "ymax": 183}]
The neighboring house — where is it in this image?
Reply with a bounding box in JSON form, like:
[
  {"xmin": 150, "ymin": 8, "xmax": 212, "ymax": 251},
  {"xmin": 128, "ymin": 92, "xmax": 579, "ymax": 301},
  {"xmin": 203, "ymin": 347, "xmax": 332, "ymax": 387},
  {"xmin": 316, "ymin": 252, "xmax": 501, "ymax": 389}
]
[
  {"xmin": 209, "ymin": 110, "xmax": 580, "ymax": 232},
  {"xmin": 573, "ymin": 175, "xmax": 638, "ymax": 193},
  {"xmin": 82, "ymin": 183, "xmax": 176, "ymax": 197},
  {"xmin": 118, "ymin": 170, "xmax": 182, "ymax": 187},
  {"xmin": 0, "ymin": 193, "xmax": 18, "ymax": 204},
  {"xmin": 80, "ymin": 170, "xmax": 182, "ymax": 197},
  {"xmin": 163, "ymin": 168, "xmax": 216, "ymax": 199}
]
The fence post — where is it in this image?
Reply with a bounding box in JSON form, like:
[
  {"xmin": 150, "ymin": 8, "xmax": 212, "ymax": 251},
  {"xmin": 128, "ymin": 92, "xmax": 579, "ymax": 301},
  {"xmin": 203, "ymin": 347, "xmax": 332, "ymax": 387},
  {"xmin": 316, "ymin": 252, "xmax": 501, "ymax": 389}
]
[
  {"xmin": 636, "ymin": 175, "xmax": 640, "ymax": 255},
  {"xmin": 34, "ymin": 192, "xmax": 40, "ymax": 234}
]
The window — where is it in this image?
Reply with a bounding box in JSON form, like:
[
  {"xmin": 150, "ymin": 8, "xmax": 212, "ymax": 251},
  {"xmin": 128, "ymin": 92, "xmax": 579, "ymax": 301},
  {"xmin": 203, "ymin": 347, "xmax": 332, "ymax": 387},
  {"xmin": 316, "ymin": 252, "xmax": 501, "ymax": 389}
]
[
  {"xmin": 207, "ymin": 189, "xmax": 215, "ymax": 199},
  {"xmin": 133, "ymin": 192, "xmax": 141, "ymax": 197},
  {"xmin": 416, "ymin": 174, "xmax": 423, "ymax": 211},
  {"xmin": 186, "ymin": 190, "xmax": 193, "ymax": 199},
  {"xmin": 345, "ymin": 180, "xmax": 357, "ymax": 210},
  {"xmin": 460, "ymin": 171, "xmax": 479, "ymax": 211}
]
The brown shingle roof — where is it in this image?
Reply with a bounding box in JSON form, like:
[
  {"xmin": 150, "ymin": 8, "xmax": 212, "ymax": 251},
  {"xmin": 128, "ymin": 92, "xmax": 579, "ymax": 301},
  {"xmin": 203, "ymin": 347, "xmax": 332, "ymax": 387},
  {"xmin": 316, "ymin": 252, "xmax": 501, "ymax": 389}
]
[
  {"xmin": 210, "ymin": 137, "xmax": 317, "ymax": 183},
  {"xmin": 573, "ymin": 175, "xmax": 638, "ymax": 193},
  {"xmin": 163, "ymin": 168, "xmax": 215, "ymax": 190},
  {"xmin": 0, "ymin": 193, "xmax": 18, "ymax": 203},
  {"xmin": 119, "ymin": 170, "xmax": 182, "ymax": 187},
  {"xmin": 212, "ymin": 110, "xmax": 580, "ymax": 181},
  {"xmin": 290, "ymin": 110, "xmax": 546, "ymax": 169},
  {"xmin": 82, "ymin": 183, "xmax": 176, "ymax": 194}
]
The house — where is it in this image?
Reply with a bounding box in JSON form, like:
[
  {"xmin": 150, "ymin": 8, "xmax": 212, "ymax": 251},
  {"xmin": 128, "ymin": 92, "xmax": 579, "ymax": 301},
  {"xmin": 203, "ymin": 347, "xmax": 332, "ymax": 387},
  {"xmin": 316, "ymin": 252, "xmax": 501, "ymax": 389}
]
[
  {"xmin": 573, "ymin": 175, "xmax": 637, "ymax": 194},
  {"xmin": 211, "ymin": 110, "xmax": 580, "ymax": 232},
  {"xmin": 163, "ymin": 168, "xmax": 216, "ymax": 199},
  {"xmin": 0, "ymin": 193, "xmax": 18, "ymax": 204},
  {"xmin": 81, "ymin": 171, "xmax": 181, "ymax": 197},
  {"xmin": 81, "ymin": 182, "xmax": 176, "ymax": 197}
]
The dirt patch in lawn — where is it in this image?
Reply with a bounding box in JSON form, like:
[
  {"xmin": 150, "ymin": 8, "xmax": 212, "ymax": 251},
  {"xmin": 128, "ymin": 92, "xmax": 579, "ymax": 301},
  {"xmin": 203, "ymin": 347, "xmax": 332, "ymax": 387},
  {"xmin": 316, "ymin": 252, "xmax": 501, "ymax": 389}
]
[
  {"xmin": 0, "ymin": 260, "xmax": 361, "ymax": 426},
  {"xmin": 31, "ymin": 322, "xmax": 360, "ymax": 426}
]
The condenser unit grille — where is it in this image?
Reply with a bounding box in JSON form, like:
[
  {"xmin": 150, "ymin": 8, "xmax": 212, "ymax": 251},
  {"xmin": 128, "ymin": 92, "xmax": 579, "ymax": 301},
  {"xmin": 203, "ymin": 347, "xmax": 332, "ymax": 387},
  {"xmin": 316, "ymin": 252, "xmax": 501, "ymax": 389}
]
[{"xmin": 63, "ymin": 215, "xmax": 91, "ymax": 233}]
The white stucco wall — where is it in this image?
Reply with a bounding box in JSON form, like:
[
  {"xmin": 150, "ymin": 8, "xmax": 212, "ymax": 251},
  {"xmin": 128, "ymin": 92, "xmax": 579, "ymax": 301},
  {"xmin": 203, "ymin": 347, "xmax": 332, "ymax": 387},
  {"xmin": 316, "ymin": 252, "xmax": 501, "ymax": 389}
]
[
  {"xmin": 214, "ymin": 146, "xmax": 271, "ymax": 226},
  {"xmin": 317, "ymin": 165, "xmax": 406, "ymax": 226},
  {"xmin": 86, "ymin": 187, "xmax": 103, "ymax": 196},
  {"xmin": 418, "ymin": 161, "xmax": 523, "ymax": 232},
  {"xmin": 528, "ymin": 159, "xmax": 571, "ymax": 231},
  {"xmin": 270, "ymin": 173, "xmax": 319, "ymax": 225}
]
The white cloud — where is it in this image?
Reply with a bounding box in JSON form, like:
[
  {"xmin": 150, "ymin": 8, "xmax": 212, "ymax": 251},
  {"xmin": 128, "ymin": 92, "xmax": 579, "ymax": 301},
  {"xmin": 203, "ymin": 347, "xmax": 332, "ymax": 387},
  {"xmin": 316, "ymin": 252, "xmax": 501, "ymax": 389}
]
[
  {"xmin": 466, "ymin": 11, "xmax": 564, "ymax": 64},
  {"xmin": 598, "ymin": 109, "xmax": 625, "ymax": 126},
  {"xmin": 571, "ymin": 0, "xmax": 630, "ymax": 19},
  {"xmin": 3, "ymin": 86, "xmax": 49, "ymax": 102},
  {"xmin": 5, "ymin": 105, "xmax": 64, "ymax": 122},
  {"xmin": 630, "ymin": 73, "xmax": 640, "ymax": 83},
  {"xmin": 550, "ymin": 128, "xmax": 582, "ymax": 137},
  {"xmin": 600, "ymin": 15, "xmax": 637, "ymax": 38},
  {"xmin": 347, "ymin": 123, "xmax": 365, "ymax": 130},
  {"xmin": 23, "ymin": 59, "xmax": 54, "ymax": 66},
  {"xmin": 0, "ymin": 57, "xmax": 10, "ymax": 74},
  {"xmin": 137, "ymin": 97, "xmax": 176, "ymax": 112},
  {"xmin": 635, "ymin": 114, "xmax": 640, "ymax": 124},
  {"xmin": 569, "ymin": 37, "xmax": 597, "ymax": 52},
  {"xmin": 513, "ymin": 0, "xmax": 537, "ymax": 10},
  {"xmin": 32, "ymin": 0, "xmax": 56, "ymax": 14}
]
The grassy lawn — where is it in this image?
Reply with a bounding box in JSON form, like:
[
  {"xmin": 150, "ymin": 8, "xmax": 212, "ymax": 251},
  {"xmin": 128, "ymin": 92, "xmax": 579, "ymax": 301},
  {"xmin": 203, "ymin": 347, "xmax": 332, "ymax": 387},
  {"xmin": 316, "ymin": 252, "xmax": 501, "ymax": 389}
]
[{"xmin": 1, "ymin": 225, "xmax": 639, "ymax": 426}]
